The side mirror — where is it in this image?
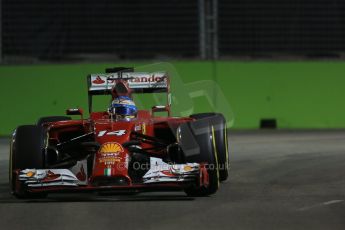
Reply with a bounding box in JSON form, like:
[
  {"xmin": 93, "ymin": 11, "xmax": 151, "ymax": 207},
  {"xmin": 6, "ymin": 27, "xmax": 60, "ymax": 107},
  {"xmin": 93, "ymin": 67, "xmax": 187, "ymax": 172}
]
[
  {"xmin": 66, "ymin": 108, "xmax": 84, "ymax": 118},
  {"xmin": 151, "ymin": 105, "xmax": 170, "ymax": 117}
]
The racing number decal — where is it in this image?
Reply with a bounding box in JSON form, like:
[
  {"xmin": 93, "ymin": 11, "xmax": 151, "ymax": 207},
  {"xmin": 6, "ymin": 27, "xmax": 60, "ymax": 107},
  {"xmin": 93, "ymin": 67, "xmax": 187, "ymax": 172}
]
[
  {"xmin": 98, "ymin": 130, "xmax": 126, "ymax": 137},
  {"xmin": 108, "ymin": 130, "xmax": 126, "ymax": 136}
]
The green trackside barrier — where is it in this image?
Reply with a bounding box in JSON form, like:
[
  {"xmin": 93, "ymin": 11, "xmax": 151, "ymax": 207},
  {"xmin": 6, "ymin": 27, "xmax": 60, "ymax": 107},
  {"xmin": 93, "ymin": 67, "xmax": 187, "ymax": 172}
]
[{"xmin": 0, "ymin": 61, "xmax": 345, "ymax": 135}]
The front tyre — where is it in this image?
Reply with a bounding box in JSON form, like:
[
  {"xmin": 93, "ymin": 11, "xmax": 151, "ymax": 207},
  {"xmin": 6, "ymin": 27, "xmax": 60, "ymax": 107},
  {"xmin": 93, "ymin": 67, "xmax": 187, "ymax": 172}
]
[
  {"xmin": 10, "ymin": 125, "xmax": 47, "ymax": 198},
  {"xmin": 178, "ymin": 120, "xmax": 219, "ymax": 196},
  {"xmin": 190, "ymin": 113, "xmax": 229, "ymax": 181}
]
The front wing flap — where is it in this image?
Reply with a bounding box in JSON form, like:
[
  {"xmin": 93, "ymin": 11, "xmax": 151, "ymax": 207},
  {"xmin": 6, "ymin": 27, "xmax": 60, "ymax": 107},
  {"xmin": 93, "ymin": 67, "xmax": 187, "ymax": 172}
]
[
  {"xmin": 19, "ymin": 169, "xmax": 79, "ymax": 187},
  {"xmin": 143, "ymin": 158, "xmax": 199, "ymax": 183}
]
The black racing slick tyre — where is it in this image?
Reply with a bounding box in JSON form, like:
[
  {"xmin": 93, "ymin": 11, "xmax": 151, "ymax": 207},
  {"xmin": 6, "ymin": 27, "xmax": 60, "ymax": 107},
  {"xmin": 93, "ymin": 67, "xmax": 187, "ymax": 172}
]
[
  {"xmin": 190, "ymin": 113, "xmax": 229, "ymax": 181},
  {"xmin": 37, "ymin": 116, "xmax": 71, "ymax": 126},
  {"xmin": 178, "ymin": 119, "xmax": 220, "ymax": 196},
  {"xmin": 9, "ymin": 125, "xmax": 47, "ymax": 198}
]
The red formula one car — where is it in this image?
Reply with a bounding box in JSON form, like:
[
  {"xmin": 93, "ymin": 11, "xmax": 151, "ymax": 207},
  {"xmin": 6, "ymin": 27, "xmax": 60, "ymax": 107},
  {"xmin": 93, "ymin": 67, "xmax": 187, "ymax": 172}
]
[{"xmin": 9, "ymin": 67, "xmax": 229, "ymax": 198}]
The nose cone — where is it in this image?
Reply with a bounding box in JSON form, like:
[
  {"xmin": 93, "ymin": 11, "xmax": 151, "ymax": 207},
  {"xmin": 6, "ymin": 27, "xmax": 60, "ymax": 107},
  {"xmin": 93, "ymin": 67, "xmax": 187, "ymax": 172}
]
[{"xmin": 91, "ymin": 141, "xmax": 131, "ymax": 185}]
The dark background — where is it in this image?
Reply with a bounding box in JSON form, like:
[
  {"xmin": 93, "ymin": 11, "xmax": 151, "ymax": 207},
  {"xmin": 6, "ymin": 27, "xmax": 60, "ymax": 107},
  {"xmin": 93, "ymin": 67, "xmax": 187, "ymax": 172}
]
[{"xmin": 3, "ymin": 0, "xmax": 345, "ymax": 61}]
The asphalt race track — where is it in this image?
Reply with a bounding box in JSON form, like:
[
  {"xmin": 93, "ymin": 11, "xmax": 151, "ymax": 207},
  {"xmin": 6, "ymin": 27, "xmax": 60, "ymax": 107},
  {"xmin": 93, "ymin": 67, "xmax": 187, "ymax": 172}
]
[{"xmin": 0, "ymin": 131, "xmax": 345, "ymax": 230}]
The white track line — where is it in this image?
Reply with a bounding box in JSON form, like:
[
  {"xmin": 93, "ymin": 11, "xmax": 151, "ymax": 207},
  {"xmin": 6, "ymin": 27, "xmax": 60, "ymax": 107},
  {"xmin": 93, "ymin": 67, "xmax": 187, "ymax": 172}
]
[{"xmin": 298, "ymin": 200, "xmax": 344, "ymax": 211}]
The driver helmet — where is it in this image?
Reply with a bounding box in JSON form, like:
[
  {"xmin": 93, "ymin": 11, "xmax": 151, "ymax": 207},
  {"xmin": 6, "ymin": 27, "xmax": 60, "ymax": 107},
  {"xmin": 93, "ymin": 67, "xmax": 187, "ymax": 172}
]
[{"xmin": 110, "ymin": 96, "xmax": 137, "ymax": 120}]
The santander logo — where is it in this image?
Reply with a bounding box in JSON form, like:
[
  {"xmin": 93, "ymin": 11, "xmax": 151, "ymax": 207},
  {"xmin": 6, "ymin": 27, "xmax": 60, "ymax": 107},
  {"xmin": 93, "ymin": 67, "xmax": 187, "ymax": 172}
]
[
  {"xmin": 128, "ymin": 75, "xmax": 167, "ymax": 83},
  {"xmin": 92, "ymin": 76, "xmax": 106, "ymax": 84},
  {"xmin": 76, "ymin": 165, "xmax": 87, "ymax": 181},
  {"xmin": 92, "ymin": 75, "xmax": 167, "ymax": 85}
]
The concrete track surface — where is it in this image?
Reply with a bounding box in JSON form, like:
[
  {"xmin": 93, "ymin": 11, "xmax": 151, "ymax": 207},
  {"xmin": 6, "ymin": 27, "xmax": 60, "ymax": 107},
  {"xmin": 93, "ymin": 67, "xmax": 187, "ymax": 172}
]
[{"xmin": 0, "ymin": 131, "xmax": 345, "ymax": 230}]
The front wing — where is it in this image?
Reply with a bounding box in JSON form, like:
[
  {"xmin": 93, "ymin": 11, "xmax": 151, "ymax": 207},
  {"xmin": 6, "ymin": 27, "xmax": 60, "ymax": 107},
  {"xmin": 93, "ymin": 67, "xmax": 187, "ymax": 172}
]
[{"xmin": 15, "ymin": 158, "xmax": 209, "ymax": 193}]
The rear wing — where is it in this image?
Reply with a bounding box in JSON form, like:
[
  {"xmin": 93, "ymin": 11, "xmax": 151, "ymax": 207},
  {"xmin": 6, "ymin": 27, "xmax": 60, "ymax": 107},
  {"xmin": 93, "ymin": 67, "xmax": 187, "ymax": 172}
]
[
  {"xmin": 87, "ymin": 72, "xmax": 169, "ymax": 95},
  {"xmin": 87, "ymin": 70, "xmax": 171, "ymax": 114}
]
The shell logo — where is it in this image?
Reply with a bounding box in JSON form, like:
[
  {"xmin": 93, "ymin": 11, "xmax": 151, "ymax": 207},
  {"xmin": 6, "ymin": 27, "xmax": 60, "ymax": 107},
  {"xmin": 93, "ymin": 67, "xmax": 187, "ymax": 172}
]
[
  {"xmin": 26, "ymin": 171, "xmax": 36, "ymax": 177},
  {"xmin": 99, "ymin": 142, "xmax": 124, "ymax": 154},
  {"xmin": 184, "ymin": 165, "xmax": 193, "ymax": 172}
]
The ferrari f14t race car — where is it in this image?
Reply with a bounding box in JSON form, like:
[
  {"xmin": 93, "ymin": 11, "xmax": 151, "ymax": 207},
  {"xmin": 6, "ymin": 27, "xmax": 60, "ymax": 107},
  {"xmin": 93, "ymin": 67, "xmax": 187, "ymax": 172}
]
[{"xmin": 9, "ymin": 67, "xmax": 229, "ymax": 198}]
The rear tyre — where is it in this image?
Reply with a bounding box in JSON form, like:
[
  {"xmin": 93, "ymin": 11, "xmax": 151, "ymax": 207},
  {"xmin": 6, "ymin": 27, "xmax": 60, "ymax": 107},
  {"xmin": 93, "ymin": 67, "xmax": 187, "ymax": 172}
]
[
  {"xmin": 190, "ymin": 113, "xmax": 229, "ymax": 181},
  {"xmin": 10, "ymin": 125, "xmax": 47, "ymax": 198},
  {"xmin": 37, "ymin": 116, "xmax": 71, "ymax": 126},
  {"xmin": 178, "ymin": 119, "xmax": 219, "ymax": 196}
]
